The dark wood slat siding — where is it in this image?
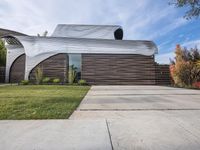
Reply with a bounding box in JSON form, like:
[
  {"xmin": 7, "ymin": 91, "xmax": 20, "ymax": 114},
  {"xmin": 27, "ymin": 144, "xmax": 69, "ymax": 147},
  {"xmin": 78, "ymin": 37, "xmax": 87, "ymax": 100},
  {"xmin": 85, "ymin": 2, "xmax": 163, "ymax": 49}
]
[
  {"xmin": 0, "ymin": 67, "xmax": 5, "ymax": 83},
  {"xmin": 82, "ymin": 54, "xmax": 156, "ymax": 85},
  {"xmin": 155, "ymin": 64, "xmax": 171, "ymax": 85},
  {"xmin": 10, "ymin": 54, "xmax": 25, "ymax": 83},
  {"xmin": 29, "ymin": 54, "xmax": 68, "ymax": 82}
]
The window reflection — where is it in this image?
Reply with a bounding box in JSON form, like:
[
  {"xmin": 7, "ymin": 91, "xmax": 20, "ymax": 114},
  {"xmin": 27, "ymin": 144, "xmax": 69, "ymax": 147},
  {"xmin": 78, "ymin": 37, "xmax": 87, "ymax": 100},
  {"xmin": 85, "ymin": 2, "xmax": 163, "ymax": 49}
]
[{"xmin": 68, "ymin": 54, "xmax": 81, "ymax": 81}]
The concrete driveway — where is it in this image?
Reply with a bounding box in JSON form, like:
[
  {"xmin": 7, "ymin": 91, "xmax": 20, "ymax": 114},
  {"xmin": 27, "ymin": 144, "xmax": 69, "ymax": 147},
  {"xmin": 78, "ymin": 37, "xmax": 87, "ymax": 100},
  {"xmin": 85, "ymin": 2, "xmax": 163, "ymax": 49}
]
[
  {"xmin": 70, "ymin": 86, "xmax": 200, "ymax": 150},
  {"xmin": 1, "ymin": 86, "xmax": 200, "ymax": 150},
  {"xmin": 74, "ymin": 86, "xmax": 200, "ymax": 111}
]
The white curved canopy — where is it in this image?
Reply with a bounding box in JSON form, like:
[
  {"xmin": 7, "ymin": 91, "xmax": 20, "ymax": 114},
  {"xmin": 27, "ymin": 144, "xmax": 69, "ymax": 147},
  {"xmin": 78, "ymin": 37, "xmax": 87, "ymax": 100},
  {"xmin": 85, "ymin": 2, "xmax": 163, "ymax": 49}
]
[
  {"xmin": 1, "ymin": 24, "xmax": 158, "ymax": 58},
  {"xmin": 0, "ymin": 28, "xmax": 27, "ymax": 37},
  {"xmin": 15, "ymin": 36, "xmax": 158, "ymax": 57},
  {"xmin": 52, "ymin": 24, "xmax": 123, "ymax": 40}
]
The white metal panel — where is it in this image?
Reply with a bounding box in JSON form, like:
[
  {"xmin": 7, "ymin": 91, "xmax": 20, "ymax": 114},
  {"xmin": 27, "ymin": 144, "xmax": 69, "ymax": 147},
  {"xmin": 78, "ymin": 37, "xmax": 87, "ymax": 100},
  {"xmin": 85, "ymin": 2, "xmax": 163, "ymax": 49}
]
[
  {"xmin": 16, "ymin": 36, "xmax": 158, "ymax": 57},
  {"xmin": 5, "ymin": 45, "xmax": 24, "ymax": 82},
  {"xmin": 52, "ymin": 24, "xmax": 122, "ymax": 39},
  {"xmin": 0, "ymin": 28, "xmax": 27, "ymax": 37}
]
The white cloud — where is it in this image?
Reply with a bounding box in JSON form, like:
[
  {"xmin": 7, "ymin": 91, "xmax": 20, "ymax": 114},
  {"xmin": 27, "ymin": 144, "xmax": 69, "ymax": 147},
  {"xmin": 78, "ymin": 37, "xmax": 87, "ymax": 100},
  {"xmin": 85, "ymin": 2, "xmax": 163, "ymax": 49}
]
[
  {"xmin": 155, "ymin": 52, "xmax": 175, "ymax": 64},
  {"xmin": 182, "ymin": 40, "xmax": 200, "ymax": 48},
  {"xmin": 0, "ymin": 0, "xmax": 51, "ymax": 35},
  {"xmin": 156, "ymin": 39, "xmax": 200, "ymax": 64},
  {"xmin": 148, "ymin": 18, "xmax": 188, "ymax": 40},
  {"xmin": 0, "ymin": 0, "xmax": 188, "ymax": 39}
]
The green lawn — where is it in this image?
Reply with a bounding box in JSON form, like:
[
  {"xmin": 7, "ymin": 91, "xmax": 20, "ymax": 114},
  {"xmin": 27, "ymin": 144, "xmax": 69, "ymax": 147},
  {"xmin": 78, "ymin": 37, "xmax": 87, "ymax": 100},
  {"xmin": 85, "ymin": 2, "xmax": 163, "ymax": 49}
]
[{"xmin": 0, "ymin": 85, "xmax": 90, "ymax": 119}]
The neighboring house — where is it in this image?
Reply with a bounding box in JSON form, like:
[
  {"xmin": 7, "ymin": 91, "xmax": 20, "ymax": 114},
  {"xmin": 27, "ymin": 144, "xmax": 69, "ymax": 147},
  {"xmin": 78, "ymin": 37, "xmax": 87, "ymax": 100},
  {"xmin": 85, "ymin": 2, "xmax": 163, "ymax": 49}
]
[{"xmin": 0, "ymin": 24, "xmax": 160, "ymax": 85}]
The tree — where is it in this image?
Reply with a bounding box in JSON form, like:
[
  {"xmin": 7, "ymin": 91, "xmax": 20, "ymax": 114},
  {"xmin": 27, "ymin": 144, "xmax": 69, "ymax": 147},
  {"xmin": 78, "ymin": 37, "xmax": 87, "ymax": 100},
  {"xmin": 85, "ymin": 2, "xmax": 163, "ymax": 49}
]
[
  {"xmin": 37, "ymin": 30, "xmax": 48, "ymax": 37},
  {"xmin": 0, "ymin": 39, "xmax": 6, "ymax": 66},
  {"xmin": 170, "ymin": 45, "xmax": 200, "ymax": 87},
  {"xmin": 170, "ymin": 0, "xmax": 200, "ymax": 19}
]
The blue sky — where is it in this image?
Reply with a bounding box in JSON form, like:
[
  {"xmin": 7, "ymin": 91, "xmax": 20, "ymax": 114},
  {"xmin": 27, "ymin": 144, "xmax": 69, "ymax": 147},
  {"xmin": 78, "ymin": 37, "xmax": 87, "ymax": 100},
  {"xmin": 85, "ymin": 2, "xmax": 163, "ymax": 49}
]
[{"xmin": 0, "ymin": 0, "xmax": 199, "ymax": 64}]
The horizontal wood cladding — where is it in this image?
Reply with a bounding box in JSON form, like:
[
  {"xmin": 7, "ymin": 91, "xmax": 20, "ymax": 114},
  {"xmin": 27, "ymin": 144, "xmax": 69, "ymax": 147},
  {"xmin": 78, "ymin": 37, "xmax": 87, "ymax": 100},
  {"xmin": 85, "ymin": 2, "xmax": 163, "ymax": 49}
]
[
  {"xmin": 0, "ymin": 67, "xmax": 5, "ymax": 83},
  {"xmin": 82, "ymin": 54, "xmax": 156, "ymax": 85},
  {"xmin": 155, "ymin": 64, "xmax": 171, "ymax": 85},
  {"xmin": 29, "ymin": 54, "xmax": 68, "ymax": 82},
  {"xmin": 10, "ymin": 54, "xmax": 25, "ymax": 83}
]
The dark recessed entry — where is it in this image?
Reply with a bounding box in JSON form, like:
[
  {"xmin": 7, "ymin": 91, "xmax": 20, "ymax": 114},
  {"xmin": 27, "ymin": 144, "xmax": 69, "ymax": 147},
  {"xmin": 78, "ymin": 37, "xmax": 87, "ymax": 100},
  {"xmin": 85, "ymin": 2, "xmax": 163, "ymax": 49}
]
[{"xmin": 114, "ymin": 28, "xmax": 123, "ymax": 40}]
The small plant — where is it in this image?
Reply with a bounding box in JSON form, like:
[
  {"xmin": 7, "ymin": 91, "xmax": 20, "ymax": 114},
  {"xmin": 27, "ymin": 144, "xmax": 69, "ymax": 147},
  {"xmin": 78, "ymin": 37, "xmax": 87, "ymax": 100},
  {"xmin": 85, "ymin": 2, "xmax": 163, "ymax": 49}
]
[
  {"xmin": 53, "ymin": 78, "xmax": 60, "ymax": 84},
  {"xmin": 42, "ymin": 77, "xmax": 51, "ymax": 84},
  {"xmin": 20, "ymin": 80, "xmax": 29, "ymax": 85},
  {"xmin": 68, "ymin": 65, "xmax": 77, "ymax": 84},
  {"xmin": 78, "ymin": 79, "xmax": 87, "ymax": 85},
  {"xmin": 35, "ymin": 66, "xmax": 43, "ymax": 85}
]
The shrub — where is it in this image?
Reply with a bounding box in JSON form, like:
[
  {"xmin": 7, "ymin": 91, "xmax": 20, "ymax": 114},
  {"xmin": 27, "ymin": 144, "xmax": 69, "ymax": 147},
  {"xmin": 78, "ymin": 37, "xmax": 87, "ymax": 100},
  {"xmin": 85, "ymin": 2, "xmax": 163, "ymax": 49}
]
[
  {"xmin": 42, "ymin": 77, "xmax": 51, "ymax": 84},
  {"xmin": 68, "ymin": 65, "xmax": 77, "ymax": 84},
  {"xmin": 170, "ymin": 45, "xmax": 200, "ymax": 88},
  {"xmin": 193, "ymin": 82, "xmax": 200, "ymax": 88},
  {"xmin": 20, "ymin": 80, "xmax": 29, "ymax": 85},
  {"xmin": 53, "ymin": 78, "xmax": 60, "ymax": 84},
  {"xmin": 174, "ymin": 61, "xmax": 193, "ymax": 87},
  {"xmin": 196, "ymin": 60, "xmax": 200, "ymax": 67},
  {"xmin": 78, "ymin": 79, "xmax": 87, "ymax": 85},
  {"xmin": 0, "ymin": 39, "xmax": 6, "ymax": 67},
  {"xmin": 169, "ymin": 64, "xmax": 175, "ymax": 84},
  {"xmin": 35, "ymin": 66, "xmax": 43, "ymax": 85}
]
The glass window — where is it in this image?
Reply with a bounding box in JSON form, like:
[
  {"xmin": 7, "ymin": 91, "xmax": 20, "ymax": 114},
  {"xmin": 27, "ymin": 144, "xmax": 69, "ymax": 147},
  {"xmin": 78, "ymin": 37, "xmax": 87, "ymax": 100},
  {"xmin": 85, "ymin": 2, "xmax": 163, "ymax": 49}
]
[{"xmin": 68, "ymin": 54, "xmax": 81, "ymax": 82}]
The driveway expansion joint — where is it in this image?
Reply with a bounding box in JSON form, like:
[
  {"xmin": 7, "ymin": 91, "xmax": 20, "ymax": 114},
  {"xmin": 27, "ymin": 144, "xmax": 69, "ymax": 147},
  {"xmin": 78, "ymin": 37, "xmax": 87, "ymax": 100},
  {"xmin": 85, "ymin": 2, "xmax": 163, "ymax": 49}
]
[{"xmin": 105, "ymin": 119, "xmax": 114, "ymax": 150}]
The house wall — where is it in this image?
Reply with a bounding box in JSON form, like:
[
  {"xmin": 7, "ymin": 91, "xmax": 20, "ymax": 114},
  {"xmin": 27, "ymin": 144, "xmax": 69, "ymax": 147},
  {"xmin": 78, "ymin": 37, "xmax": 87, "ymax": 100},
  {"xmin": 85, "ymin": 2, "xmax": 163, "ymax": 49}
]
[
  {"xmin": 9, "ymin": 54, "xmax": 25, "ymax": 83},
  {"xmin": 155, "ymin": 64, "xmax": 171, "ymax": 85},
  {"xmin": 25, "ymin": 53, "xmax": 59, "ymax": 80},
  {"xmin": 0, "ymin": 67, "xmax": 5, "ymax": 83},
  {"xmin": 82, "ymin": 54, "xmax": 156, "ymax": 85},
  {"xmin": 8, "ymin": 53, "xmax": 170, "ymax": 85},
  {"xmin": 29, "ymin": 54, "xmax": 68, "ymax": 82}
]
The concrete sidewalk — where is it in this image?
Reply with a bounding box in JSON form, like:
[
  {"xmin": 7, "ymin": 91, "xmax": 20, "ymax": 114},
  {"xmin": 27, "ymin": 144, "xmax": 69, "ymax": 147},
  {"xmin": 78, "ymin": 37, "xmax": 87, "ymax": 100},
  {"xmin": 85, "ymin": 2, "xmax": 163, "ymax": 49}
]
[
  {"xmin": 0, "ymin": 120, "xmax": 112, "ymax": 150},
  {"xmin": 0, "ymin": 84, "xmax": 16, "ymax": 86}
]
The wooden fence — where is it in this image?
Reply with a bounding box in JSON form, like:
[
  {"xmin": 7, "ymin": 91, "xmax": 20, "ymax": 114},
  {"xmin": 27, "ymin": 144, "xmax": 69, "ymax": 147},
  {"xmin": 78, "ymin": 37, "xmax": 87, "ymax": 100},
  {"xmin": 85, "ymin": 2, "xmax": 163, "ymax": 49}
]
[{"xmin": 155, "ymin": 64, "xmax": 171, "ymax": 85}]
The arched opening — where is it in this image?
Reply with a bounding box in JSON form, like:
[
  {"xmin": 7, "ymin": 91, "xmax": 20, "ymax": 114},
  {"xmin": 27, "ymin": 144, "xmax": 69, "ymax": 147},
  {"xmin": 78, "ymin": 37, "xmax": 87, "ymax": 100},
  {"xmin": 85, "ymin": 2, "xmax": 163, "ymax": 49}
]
[
  {"xmin": 114, "ymin": 28, "xmax": 123, "ymax": 40},
  {"xmin": 2, "ymin": 36, "xmax": 25, "ymax": 83},
  {"xmin": 9, "ymin": 54, "xmax": 25, "ymax": 83}
]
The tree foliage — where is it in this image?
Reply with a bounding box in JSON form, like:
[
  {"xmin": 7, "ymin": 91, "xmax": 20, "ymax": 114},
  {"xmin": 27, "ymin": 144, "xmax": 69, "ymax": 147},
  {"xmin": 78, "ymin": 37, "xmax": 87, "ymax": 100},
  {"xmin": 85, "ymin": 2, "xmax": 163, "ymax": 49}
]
[
  {"xmin": 170, "ymin": 45, "xmax": 200, "ymax": 88},
  {"xmin": 0, "ymin": 39, "xmax": 6, "ymax": 66},
  {"xmin": 170, "ymin": 0, "xmax": 200, "ymax": 19},
  {"xmin": 37, "ymin": 30, "xmax": 48, "ymax": 37}
]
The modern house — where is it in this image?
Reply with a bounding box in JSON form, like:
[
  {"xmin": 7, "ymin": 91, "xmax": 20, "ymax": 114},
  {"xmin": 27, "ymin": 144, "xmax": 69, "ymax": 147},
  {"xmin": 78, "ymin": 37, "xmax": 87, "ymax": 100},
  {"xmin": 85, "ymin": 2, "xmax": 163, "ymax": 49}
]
[{"xmin": 0, "ymin": 24, "xmax": 161, "ymax": 85}]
